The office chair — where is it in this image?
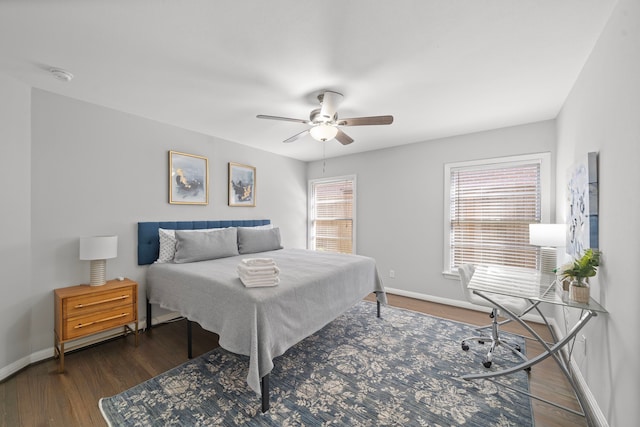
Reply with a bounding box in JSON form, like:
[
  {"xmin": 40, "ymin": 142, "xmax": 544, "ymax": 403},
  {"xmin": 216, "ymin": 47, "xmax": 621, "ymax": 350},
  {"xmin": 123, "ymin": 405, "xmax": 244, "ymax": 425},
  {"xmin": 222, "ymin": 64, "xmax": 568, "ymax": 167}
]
[{"xmin": 459, "ymin": 264, "xmax": 529, "ymax": 368}]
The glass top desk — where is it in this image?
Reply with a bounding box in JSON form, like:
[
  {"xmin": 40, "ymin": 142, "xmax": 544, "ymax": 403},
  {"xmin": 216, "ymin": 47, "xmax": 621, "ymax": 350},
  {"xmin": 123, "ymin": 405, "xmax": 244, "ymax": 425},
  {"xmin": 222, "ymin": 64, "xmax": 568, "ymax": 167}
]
[
  {"xmin": 467, "ymin": 264, "xmax": 607, "ymax": 312},
  {"xmin": 462, "ymin": 264, "xmax": 607, "ymax": 422}
]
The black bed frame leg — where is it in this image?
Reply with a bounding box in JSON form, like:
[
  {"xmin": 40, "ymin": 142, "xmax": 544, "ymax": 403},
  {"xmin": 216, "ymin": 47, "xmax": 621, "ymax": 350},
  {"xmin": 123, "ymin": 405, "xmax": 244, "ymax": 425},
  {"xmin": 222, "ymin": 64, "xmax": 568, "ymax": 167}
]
[
  {"xmin": 261, "ymin": 374, "xmax": 270, "ymax": 412},
  {"xmin": 187, "ymin": 319, "xmax": 193, "ymax": 359},
  {"xmin": 146, "ymin": 298, "xmax": 152, "ymax": 333}
]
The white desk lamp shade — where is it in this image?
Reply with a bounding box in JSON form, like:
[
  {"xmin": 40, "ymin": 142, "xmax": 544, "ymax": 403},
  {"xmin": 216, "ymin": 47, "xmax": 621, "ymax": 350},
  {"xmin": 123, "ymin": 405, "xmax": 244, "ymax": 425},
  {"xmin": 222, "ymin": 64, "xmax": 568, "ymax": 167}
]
[
  {"xmin": 80, "ymin": 235, "xmax": 118, "ymax": 286},
  {"xmin": 529, "ymin": 224, "xmax": 566, "ymax": 274}
]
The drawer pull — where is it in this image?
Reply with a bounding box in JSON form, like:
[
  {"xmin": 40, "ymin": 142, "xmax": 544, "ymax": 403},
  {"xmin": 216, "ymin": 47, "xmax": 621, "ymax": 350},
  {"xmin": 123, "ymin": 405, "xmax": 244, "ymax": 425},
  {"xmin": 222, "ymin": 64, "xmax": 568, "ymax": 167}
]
[
  {"xmin": 74, "ymin": 313, "xmax": 130, "ymax": 329},
  {"xmin": 74, "ymin": 294, "xmax": 129, "ymax": 309}
]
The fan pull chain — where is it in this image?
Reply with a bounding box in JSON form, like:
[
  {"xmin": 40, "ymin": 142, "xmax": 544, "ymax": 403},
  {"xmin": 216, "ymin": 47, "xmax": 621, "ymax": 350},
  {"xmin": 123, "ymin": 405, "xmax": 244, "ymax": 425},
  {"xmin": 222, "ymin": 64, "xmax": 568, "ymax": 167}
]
[{"xmin": 323, "ymin": 142, "xmax": 326, "ymax": 174}]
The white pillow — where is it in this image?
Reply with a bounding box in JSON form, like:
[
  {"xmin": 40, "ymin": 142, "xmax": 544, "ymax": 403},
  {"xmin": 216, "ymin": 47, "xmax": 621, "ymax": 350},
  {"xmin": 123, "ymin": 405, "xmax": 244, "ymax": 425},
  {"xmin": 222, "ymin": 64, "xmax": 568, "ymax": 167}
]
[
  {"xmin": 156, "ymin": 227, "xmax": 227, "ymax": 263},
  {"xmin": 157, "ymin": 229, "xmax": 177, "ymax": 263}
]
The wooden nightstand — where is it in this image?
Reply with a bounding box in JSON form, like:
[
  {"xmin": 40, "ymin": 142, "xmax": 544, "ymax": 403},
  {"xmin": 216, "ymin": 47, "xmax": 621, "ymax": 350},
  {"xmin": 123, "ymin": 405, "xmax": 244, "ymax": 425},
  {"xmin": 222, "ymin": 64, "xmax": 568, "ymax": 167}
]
[{"xmin": 54, "ymin": 278, "xmax": 138, "ymax": 373}]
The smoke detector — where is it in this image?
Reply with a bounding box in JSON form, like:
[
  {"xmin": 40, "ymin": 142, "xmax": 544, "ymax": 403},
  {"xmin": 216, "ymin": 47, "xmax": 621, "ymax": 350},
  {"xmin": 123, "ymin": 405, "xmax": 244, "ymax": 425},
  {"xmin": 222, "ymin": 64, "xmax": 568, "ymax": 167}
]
[{"xmin": 49, "ymin": 68, "xmax": 74, "ymax": 82}]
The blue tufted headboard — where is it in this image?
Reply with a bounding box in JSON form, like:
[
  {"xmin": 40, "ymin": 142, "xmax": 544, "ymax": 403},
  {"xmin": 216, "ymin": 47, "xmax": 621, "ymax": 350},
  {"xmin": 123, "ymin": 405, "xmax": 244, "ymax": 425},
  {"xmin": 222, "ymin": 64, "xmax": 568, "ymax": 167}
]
[{"xmin": 137, "ymin": 219, "xmax": 271, "ymax": 265}]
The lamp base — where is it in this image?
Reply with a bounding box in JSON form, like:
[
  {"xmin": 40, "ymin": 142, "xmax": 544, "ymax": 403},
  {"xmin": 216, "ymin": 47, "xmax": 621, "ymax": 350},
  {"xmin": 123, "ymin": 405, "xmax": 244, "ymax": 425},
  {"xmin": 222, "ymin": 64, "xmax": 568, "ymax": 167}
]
[
  {"xmin": 540, "ymin": 247, "xmax": 557, "ymax": 274},
  {"xmin": 89, "ymin": 259, "xmax": 107, "ymax": 286}
]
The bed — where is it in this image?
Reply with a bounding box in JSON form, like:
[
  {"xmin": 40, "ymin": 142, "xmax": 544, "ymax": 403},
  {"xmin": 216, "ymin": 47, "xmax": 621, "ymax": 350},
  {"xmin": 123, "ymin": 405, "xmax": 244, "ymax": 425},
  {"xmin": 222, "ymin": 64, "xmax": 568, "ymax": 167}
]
[{"xmin": 138, "ymin": 220, "xmax": 387, "ymax": 412}]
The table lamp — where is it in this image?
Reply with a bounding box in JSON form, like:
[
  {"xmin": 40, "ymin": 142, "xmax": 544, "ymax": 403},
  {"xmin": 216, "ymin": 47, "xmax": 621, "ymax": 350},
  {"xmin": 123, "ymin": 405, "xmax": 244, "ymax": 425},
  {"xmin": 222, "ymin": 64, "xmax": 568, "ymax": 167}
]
[
  {"xmin": 79, "ymin": 235, "xmax": 118, "ymax": 286},
  {"xmin": 529, "ymin": 224, "xmax": 566, "ymax": 274}
]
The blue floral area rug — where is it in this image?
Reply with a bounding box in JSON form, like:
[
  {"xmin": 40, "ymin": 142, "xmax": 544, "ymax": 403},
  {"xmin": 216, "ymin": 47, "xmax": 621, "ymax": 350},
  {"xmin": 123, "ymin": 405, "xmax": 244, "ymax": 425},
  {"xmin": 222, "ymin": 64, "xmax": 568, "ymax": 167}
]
[{"xmin": 100, "ymin": 301, "xmax": 533, "ymax": 426}]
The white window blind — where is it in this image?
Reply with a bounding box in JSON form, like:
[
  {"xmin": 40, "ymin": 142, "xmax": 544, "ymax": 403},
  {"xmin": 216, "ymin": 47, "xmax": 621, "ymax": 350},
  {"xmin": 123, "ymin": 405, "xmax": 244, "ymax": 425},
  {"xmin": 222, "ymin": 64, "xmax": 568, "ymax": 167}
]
[
  {"xmin": 309, "ymin": 176, "xmax": 355, "ymax": 254},
  {"xmin": 448, "ymin": 160, "xmax": 542, "ymax": 271}
]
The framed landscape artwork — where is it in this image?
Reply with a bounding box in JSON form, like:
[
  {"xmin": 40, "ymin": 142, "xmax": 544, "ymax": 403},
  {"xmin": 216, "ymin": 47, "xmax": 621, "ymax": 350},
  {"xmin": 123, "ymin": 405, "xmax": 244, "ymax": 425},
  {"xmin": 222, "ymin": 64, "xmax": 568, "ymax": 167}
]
[
  {"xmin": 169, "ymin": 151, "xmax": 209, "ymax": 205},
  {"xmin": 228, "ymin": 162, "xmax": 256, "ymax": 207},
  {"xmin": 566, "ymin": 152, "xmax": 599, "ymax": 256}
]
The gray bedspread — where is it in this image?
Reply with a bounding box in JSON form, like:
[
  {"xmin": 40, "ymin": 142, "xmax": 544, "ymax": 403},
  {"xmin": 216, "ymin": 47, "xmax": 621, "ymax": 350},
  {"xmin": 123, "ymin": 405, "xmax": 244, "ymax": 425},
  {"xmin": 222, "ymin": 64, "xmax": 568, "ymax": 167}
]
[{"xmin": 146, "ymin": 248, "xmax": 387, "ymax": 395}]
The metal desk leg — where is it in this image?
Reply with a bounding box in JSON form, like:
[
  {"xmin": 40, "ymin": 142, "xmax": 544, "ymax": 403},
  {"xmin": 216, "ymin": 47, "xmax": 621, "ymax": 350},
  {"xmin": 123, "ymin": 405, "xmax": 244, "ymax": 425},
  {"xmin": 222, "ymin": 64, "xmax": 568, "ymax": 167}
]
[
  {"xmin": 462, "ymin": 309, "xmax": 596, "ymax": 379},
  {"xmin": 462, "ymin": 290, "xmax": 597, "ymax": 421}
]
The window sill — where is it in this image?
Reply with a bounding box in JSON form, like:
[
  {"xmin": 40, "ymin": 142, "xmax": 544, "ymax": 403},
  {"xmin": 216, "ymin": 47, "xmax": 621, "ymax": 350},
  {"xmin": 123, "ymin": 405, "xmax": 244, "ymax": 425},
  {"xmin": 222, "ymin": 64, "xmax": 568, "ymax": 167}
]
[{"xmin": 442, "ymin": 271, "xmax": 460, "ymax": 281}]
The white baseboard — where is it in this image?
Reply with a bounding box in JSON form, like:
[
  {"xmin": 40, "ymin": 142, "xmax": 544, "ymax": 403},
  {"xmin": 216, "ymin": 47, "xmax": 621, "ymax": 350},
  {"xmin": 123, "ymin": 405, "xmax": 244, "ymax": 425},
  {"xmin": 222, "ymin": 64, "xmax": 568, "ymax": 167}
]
[
  {"xmin": 0, "ymin": 347, "xmax": 53, "ymax": 381},
  {"xmin": 0, "ymin": 312, "xmax": 183, "ymax": 382},
  {"xmin": 569, "ymin": 348, "xmax": 610, "ymax": 426},
  {"xmin": 383, "ymin": 287, "xmax": 546, "ymax": 324},
  {"xmin": 148, "ymin": 312, "xmax": 184, "ymax": 328},
  {"xmin": 385, "ymin": 286, "xmax": 485, "ymax": 311}
]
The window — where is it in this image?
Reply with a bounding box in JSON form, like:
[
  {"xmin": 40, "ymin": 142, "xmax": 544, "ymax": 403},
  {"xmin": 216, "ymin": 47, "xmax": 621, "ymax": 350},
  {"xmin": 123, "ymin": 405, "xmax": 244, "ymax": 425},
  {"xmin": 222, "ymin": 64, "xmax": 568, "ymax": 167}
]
[
  {"xmin": 308, "ymin": 175, "xmax": 356, "ymax": 254},
  {"xmin": 444, "ymin": 153, "xmax": 550, "ymax": 276}
]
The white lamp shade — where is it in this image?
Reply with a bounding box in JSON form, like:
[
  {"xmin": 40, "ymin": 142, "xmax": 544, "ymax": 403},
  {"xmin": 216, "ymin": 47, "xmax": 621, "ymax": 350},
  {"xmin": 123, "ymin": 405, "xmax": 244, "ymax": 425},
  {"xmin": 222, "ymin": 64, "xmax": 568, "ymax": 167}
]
[
  {"xmin": 529, "ymin": 224, "xmax": 566, "ymax": 247},
  {"xmin": 310, "ymin": 124, "xmax": 339, "ymax": 141},
  {"xmin": 80, "ymin": 235, "xmax": 118, "ymax": 260}
]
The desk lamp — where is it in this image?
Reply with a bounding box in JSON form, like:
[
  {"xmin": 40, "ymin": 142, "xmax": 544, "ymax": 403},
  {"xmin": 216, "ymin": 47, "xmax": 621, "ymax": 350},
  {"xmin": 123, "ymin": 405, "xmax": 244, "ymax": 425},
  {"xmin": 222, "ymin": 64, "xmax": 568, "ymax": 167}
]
[
  {"xmin": 529, "ymin": 224, "xmax": 566, "ymax": 274},
  {"xmin": 80, "ymin": 235, "xmax": 118, "ymax": 286}
]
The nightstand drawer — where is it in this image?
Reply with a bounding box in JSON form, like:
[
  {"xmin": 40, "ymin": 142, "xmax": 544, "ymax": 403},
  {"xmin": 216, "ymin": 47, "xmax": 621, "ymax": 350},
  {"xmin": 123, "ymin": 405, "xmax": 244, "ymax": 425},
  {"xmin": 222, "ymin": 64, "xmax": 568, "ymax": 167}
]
[
  {"xmin": 64, "ymin": 307, "xmax": 136, "ymax": 340},
  {"xmin": 64, "ymin": 287, "xmax": 134, "ymax": 318}
]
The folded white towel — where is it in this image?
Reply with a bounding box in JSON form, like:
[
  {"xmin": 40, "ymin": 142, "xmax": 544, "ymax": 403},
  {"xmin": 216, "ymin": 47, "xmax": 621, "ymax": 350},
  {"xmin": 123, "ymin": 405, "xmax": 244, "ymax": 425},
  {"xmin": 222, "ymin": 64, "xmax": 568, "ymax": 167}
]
[
  {"xmin": 241, "ymin": 258, "xmax": 275, "ymax": 266},
  {"xmin": 237, "ymin": 264, "xmax": 280, "ymax": 276},
  {"xmin": 239, "ymin": 274, "xmax": 278, "ymax": 285},
  {"xmin": 238, "ymin": 271, "xmax": 279, "ymax": 283},
  {"xmin": 240, "ymin": 276, "xmax": 280, "ymax": 288},
  {"xmin": 237, "ymin": 259, "xmax": 279, "ymax": 287}
]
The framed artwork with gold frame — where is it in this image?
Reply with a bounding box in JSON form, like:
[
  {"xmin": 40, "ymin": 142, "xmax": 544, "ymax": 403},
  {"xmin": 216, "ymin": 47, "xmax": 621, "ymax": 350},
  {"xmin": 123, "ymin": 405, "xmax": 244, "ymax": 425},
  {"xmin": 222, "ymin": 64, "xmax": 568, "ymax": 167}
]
[
  {"xmin": 169, "ymin": 151, "xmax": 209, "ymax": 205},
  {"xmin": 228, "ymin": 162, "xmax": 256, "ymax": 207}
]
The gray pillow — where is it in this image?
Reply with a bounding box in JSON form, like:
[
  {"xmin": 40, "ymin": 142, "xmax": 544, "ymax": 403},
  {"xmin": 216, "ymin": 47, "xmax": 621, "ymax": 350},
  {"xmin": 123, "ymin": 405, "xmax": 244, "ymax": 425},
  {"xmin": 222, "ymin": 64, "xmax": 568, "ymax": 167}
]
[
  {"xmin": 237, "ymin": 227, "xmax": 283, "ymax": 254},
  {"xmin": 174, "ymin": 228, "xmax": 239, "ymax": 263}
]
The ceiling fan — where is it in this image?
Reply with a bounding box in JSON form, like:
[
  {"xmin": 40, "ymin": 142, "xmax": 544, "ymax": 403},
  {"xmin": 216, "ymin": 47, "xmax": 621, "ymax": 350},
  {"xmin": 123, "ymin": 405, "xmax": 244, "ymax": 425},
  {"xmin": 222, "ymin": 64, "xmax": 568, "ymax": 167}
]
[{"xmin": 257, "ymin": 91, "xmax": 393, "ymax": 145}]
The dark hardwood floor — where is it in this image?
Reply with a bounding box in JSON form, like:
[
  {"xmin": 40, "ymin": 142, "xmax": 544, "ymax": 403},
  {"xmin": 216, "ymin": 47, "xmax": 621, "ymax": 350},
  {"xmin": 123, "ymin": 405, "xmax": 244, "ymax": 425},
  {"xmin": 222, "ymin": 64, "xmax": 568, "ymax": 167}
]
[{"xmin": 0, "ymin": 295, "xmax": 587, "ymax": 426}]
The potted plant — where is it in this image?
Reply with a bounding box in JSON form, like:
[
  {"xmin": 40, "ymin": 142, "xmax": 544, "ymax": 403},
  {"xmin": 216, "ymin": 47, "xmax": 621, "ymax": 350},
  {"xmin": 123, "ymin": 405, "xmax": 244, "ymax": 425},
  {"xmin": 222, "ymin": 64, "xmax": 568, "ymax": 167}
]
[{"xmin": 558, "ymin": 248, "xmax": 600, "ymax": 303}]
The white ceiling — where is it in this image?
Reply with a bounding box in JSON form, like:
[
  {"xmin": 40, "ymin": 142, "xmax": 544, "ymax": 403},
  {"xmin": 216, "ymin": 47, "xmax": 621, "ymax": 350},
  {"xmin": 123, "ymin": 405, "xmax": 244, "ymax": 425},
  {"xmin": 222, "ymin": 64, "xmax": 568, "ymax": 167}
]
[{"xmin": 0, "ymin": 0, "xmax": 617, "ymax": 162}]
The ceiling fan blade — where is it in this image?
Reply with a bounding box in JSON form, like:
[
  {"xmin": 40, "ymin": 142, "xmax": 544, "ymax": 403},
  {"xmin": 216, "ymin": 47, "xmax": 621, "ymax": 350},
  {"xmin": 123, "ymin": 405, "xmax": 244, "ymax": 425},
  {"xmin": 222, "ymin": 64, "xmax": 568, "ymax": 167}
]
[
  {"xmin": 319, "ymin": 91, "xmax": 343, "ymax": 121},
  {"xmin": 338, "ymin": 115, "xmax": 394, "ymax": 126},
  {"xmin": 257, "ymin": 114, "xmax": 309, "ymax": 124},
  {"xmin": 283, "ymin": 129, "xmax": 310, "ymax": 143},
  {"xmin": 335, "ymin": 129, "xmax": 354, "ymax": 145}
]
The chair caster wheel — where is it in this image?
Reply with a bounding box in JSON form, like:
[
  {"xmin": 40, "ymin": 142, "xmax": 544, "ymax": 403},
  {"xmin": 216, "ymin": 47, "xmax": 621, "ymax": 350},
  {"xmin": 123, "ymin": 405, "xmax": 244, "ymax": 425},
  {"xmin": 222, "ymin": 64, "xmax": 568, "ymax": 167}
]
[
  {"xmin": 478, "ymin": 340, "xmax": 485, "ymax": 345},
  {"xmin": 462, "ymin": 342, "xmax": 470, "ymax": 351},
  {"xmin": 483, "ymin": 360, "xmax": 492, "ymax": 368},
  {"xmin": 515, "ymin": 345, "xmax": 522, "ymax": 352},
  {"xmin": 525, "ymin": 367, "xmax": 531, "ymax": 373}
]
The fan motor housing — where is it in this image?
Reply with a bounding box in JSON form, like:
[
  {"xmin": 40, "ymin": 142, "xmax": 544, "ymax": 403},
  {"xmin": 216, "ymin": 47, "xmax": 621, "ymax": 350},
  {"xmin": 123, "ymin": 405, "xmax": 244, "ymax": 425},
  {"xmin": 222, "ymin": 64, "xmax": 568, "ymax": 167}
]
[{"xmin": 310, "ymin": 108, "xmax": 337, "ymax": 124}]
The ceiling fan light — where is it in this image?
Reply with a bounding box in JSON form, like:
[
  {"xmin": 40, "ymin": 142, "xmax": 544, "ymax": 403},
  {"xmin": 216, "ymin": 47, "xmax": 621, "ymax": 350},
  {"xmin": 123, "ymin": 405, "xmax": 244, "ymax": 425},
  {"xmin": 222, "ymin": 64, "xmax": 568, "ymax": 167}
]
[{"xmin": 310, "ymin": 124, "xmax": 338, "ymax": 142}]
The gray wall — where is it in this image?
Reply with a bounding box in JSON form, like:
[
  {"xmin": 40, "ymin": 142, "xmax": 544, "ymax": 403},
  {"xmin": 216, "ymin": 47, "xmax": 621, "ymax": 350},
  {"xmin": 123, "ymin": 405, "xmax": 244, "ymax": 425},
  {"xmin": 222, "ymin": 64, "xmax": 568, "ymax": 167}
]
[
  {"xmin": 0, "ymin": 88, "xmax": 307, "ymax": 376},
  {"xmin": 556, "ymin": 0, "xmax": 640, "ymax": 423},
  {"xmin": 308, "ymin": 120, "xmax": 557, "ymax": 303},
  {"xmin": 0, "ymin": 75, "xmax": 32, "ymax": 373}
]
